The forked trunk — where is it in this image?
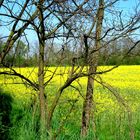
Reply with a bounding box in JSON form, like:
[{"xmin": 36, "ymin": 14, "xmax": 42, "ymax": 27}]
[
  {"xmin": 81, "ymin": 0, "xmax": 104, "ymax": 136},
  {"xmin": 81, "ymin": 67, "xmax": 95, "ymax": 136}
]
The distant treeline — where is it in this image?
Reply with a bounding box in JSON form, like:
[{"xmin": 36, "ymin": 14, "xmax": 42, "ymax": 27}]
[{"xmin": 0, "ymin": 38, "xmax": 140, "ymax": 67}]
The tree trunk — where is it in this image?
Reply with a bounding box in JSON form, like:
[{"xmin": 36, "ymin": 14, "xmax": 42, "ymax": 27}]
[
  {"xmin": 37, "ymin": 1, "xmax": 46, "ymax": 139},
  {"xmin": 81, "ymin": 67, "xmax": 95, "ymax": 136},
  {"xmin": 81, "ymin": 0, "xmax": 104, "ymax": 136},
  {"xmin": 38, "ymin": 42, "xmax": 46, "ymax": 139}
]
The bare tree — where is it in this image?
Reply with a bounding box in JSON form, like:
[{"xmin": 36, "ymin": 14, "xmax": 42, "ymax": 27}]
[
  {"xmin": 0, "ymin": 0, "xmax": 140, "ymax": 139},
  {"xmin": 80, "ymin": 0, "xmax": 140, "ymax": 137},
  {"xmin": 0, "ymin": 0, "xmax": 93, "ymax": 138},
  {"xmin": 81, "ymin": 0, "xmax": 104, "ymax": 136}
]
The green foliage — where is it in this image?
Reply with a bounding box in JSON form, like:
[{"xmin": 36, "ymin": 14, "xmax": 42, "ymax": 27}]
[
  {"xmin": 1, "ymin": 38, "xmax": 140, "ymax": 67},
  {"xmin": 0, "ymin": 88, "xmax": 13, "ymax": 140},
  {"xmin": 9, "ymin": 99, "xmax": 40, "ymax": 140}
]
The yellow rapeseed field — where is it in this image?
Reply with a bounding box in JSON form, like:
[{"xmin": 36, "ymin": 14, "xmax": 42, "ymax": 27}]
[{"xmin": 0, "ymin": 65, "xmax": 140, "ymax": 113}]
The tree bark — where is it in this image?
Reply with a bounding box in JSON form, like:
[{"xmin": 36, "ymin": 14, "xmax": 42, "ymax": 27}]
[
  {"xmin": 37, "ymin": 0, "xmax": 46, "ymax": 139},
  {"xmin": 81, "ymin": 0, "xmax": 104, "ymax": 136},
  {"xmin": 38, "ymin": 42, "xmax": 46, "ymax": 139},
  {"xmin": 81, "ymin": 68, "xmax": 94, "ymax": 136}
]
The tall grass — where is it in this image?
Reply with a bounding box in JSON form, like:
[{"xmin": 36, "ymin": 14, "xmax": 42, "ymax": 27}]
[
  {"xmin": 9, "ymin": 100, "xmax": 39, "ymax": 140},
  {"xmin": 1, "ymin": 86, "xmax": 139, "ymax": 140}
]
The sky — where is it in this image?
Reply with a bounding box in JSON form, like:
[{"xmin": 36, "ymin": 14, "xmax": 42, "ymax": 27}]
[
  {"xmin": 0, "ymin": 0, "xmax": 140, "ymax": 45},
  {"xmin": 118, "ymin": 0, "xmax": 139, "ymax": 10}
]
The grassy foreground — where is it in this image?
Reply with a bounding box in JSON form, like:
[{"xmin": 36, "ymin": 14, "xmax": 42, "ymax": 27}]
[{"xmin": 0, "ymin": 66, "xmax": 140, "ymax": 140}]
